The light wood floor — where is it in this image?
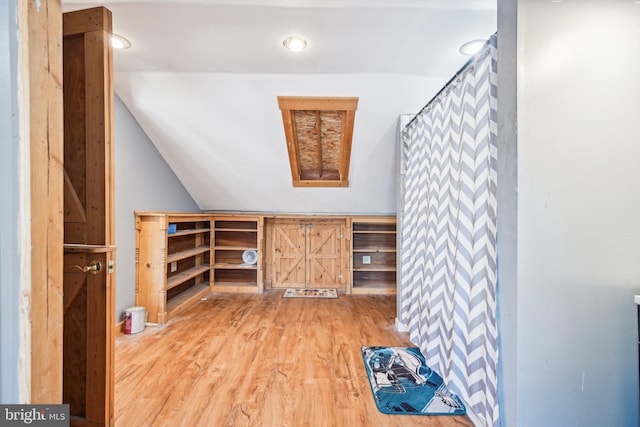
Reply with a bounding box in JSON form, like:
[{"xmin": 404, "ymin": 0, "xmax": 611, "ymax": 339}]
[{"xmin": 115, "ymin": 290, "xmax": 474, "ymax": 427}]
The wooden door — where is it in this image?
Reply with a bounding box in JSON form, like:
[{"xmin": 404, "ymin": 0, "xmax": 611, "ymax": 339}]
[
  {"xmin": 306, "ymin": 223, "xmax": 342, "ymax": 289},
  {"xmin": 271, "ymin": 220, "xmax": 345, "ymax": 290},
  {"xmin": 62, "ymin": 7, "xmax": 115, "ymax": 426},
  {"xmin": 272, "ymin": 222, "xmax": 306, "ymax": 288}
]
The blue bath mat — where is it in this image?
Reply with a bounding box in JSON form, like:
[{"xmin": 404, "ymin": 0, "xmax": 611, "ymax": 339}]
[{"xmin": 361, "ymin": 346, "xmax": 466, "ymax": 416}]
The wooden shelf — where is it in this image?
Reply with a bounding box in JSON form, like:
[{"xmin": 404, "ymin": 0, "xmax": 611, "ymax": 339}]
[
  {"xmin": 353, "ymin": 248, "xmax": 396, "ymax": 253},
  {"xmin": 213, "ymin": 281, "xmax": 258, "ymax": 287},
  {"xmin": 136, "ymin": 213, "xmax": 213, "ymax": 325},
  {"xmin": 166, "ymin": 282, "xmax": 210, "ymax": 315},
  {"xmin": 350, "ymin": 216, "xmax": 397, "ymax": 294},
  {"xmin": 353, "ymin": 266, "xmax": 396, "ymax": 272},
  {"xmin": 213, "ymin": 263, "xmax": 258, "ymax": 269},
  {"xmin": 166, "ymin": 246, "xmax": 210, "ymax": 263},
  {"xmin": 214, "ymin": 220, "xmax": 257, "ymax": 230},
  {"xmin": 351, "ymin": 286, "xmax": 397, "ymax": 295},
  {"xmin": 211, "ymin": 282, "xmax": 263, "ymax": 294},
  {"xmin": 168, "ymin": 228, "xmax": 210, "ymax": 237},
  {"xmin": 167, "ymin": 264, "xmax": 210, "ymax": 290},
  {"xmin": 213, "ymin": 246, "xmax": 258, "ymax": 251},
  {"xmin": 211, "ymin": 216, "xmax": 263, "ymax": 293},
  {"xmin": 353, "ymin": 223, "xmax": 395, "ymax": 232},
  {"xmin": 353, "ymin": 230, "xmax": 396, "ymax": 234}
]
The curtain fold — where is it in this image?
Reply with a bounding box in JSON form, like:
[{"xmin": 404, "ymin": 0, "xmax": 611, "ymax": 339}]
[{"xmin": 399, "ymin": 35, "xmax": 498, "ymax": 426}]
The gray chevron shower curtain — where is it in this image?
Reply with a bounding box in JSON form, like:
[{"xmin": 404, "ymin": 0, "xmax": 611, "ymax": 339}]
[{"xmin": 399, "ymin": 34, "xmax": 498, "ymax": 426}]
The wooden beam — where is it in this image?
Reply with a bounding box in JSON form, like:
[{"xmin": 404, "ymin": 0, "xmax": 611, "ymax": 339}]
[
  {"xmin": 24, "ymin": 0, "xmax": 65, "ymax": 404},
  {"xmin": 293, "ymin": 179, "xmax": 349, "ymax": 188},
  {"xmin": 63, "ymin": 7, "xmax": 112, "ymax": 37},
  {"xmin": 277, "ymin": 96, "xmax": 358, "ymax": 111},
  {"xmin": 339, "ymin": 110, "xmax": 356, "ymax": 185},
  {"xmin": 279, "ymin": 109, "xmax": 301, "ymax": 184}
]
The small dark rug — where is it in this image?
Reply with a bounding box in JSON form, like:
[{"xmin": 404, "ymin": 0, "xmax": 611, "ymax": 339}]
[
  {"xmin": 361, "ymin": 346, "xmax": 466, "ymax": 416},
  {"xmin": 282, "ymin": 288, "xmax": 338, "ymax": 298}
]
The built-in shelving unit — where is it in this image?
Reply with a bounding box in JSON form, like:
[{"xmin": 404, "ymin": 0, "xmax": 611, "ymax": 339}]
[
  {"xmin": 212, "ymin": 216, "xmax": 264, "ymax": 293},
  {"xmin": 135, "ymin": 213, "xmax": 212, "ymax": 325},
  {"xmin": 350, "ymin": 216, "xmax": 397, "ymax": 294},
  {"xmin": 134, "ymin": 212, "xmax": 395, "ymax": 325}
]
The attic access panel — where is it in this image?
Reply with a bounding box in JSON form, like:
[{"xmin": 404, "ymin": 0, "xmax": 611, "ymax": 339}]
[{"xmin": 278, "ymin": 96, "xmax": 358, "ymax": 187}]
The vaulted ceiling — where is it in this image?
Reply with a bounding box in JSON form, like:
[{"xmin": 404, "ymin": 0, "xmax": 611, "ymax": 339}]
[{"xmin": 62, "ymin": 0, "xmax": 496, "ymax": 213}]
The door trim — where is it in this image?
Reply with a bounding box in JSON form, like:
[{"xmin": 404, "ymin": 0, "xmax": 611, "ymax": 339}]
[{"xmin": 23, "ymin": 0, "xmax": 65, "ymax": 403}]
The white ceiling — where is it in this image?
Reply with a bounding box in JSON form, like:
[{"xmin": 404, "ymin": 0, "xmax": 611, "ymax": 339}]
[{"xmin": 62, "ymin": 0, "xmax": 497, "ymax": 213}]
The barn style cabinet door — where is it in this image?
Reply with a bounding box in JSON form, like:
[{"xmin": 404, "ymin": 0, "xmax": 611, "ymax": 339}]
[{"xmin": 269, "ymin": 219, "xmax": 348, "ymax": 290}]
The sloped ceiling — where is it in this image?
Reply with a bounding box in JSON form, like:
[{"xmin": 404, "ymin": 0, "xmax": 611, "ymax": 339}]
[{"xmin": 62, "ymin": 0, "xmax": 496, "ymax": 213}]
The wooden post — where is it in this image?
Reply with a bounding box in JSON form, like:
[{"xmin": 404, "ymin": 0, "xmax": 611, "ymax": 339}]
[{"xmin": 23, "ymin": 0, "xmax": 65, "ymax": 404}]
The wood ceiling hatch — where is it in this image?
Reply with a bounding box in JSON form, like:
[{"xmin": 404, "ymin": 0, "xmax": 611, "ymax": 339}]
[{"xmin": 278, "ymin": 96, "xmax": 358, "ymax": 187}]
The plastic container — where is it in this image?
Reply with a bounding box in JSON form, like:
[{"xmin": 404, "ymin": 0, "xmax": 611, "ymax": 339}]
[{"xmin": 123, "ymin": 307, "xmax": 146, "ymax": 334}]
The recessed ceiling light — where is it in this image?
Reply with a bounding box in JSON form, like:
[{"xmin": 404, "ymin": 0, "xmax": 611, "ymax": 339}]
[
  {"xmin": 459, "ymin": 39, "xmax": 486, "ymax": 56},
  {"xmin": 111, "ymin": 34, "xmax": 132, "ymax": 50},
  {"xmin": 282, "ymin": 36, "xmax": 307, "ymax": 52}
]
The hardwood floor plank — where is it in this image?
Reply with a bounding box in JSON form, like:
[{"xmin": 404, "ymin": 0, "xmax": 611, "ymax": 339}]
[{"xmin": 115, "ymin": 290, "xmax": 474, "ymax": 427}]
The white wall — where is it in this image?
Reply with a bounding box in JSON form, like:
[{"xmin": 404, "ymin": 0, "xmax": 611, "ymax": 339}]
[
  {"xmin": 114, "ymin": 96, "xmax": 198, "ymax": 318},
  {"xmin": 0, "ymin": 0, "xmax": 22, "ymax": 404},
  {"xmin": 515, "ymin": 1, "xmax": 640, "ymax": 425},
  {"xmin": 496, "ymin": 0, "xmax": 517, "ymax": 425}
]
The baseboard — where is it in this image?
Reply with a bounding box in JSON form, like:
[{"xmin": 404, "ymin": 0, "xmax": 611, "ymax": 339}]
[
  {"xmin": 114, "ymin": 321, "xmax": 123, "ymax": 337},
  {"xmin": 395, "ymin": 317, "xmax": 409, "ymax": 333}
]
